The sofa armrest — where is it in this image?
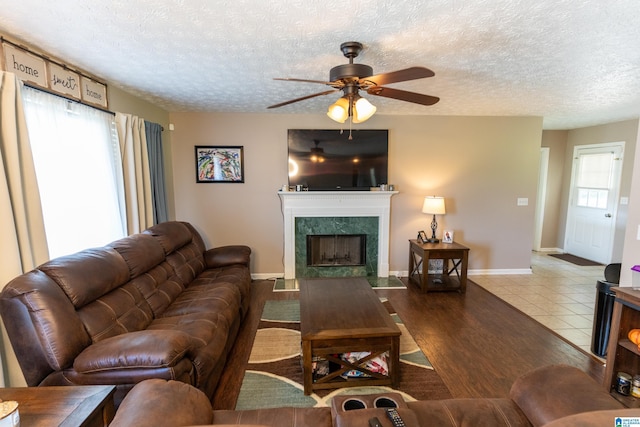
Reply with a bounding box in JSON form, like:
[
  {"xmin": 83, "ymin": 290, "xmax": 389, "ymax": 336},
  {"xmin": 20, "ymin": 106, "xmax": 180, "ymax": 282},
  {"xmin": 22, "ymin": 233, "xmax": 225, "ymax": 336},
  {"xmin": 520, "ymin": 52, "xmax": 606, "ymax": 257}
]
[
  {"xmin": 205, "ymin": 245, "xmax": 251, "ymax": 269},
  {"xmin": 110, "ymin": 379, "xmax": 213, "ymax": 427},
  {"xmin": 74, "ymin": 330, "xmax": 194, "ymax": 373},
  {"xmin": 541, "ymin": 408, "xmax": 640, "ymax": 427},
  {"xmin": 509, "ymin": 364, "xmax": 623, "ymax": 427}
]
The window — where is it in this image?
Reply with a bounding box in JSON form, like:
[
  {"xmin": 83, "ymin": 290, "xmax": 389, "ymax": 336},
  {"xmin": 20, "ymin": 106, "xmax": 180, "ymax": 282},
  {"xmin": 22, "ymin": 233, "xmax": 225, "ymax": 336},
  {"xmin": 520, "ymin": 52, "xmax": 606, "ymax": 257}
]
[{"xmin": 22, "ymin": 87, "xmax": 126, "ymax": 258}]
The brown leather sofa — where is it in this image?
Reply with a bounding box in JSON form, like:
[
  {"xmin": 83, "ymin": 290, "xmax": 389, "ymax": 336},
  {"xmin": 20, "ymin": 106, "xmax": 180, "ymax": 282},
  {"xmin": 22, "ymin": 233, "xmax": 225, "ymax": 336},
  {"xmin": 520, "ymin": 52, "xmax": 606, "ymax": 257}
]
[
  {"xmin": 0, "ymin": 221, "xmax": 251, "ymax": 406},
  {"xmin": 110, "ymin": 364, "xmax": 637, "ymax": 427}
]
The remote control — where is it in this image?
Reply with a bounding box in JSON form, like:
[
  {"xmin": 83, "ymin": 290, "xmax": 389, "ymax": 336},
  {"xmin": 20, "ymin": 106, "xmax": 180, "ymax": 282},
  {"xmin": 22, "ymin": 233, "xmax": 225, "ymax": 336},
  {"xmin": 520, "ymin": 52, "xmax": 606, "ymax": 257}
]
[
  {"xmin": 368, "ymin": 417, "xmax": 383, "ymax": 427},
  {"xmin": 385, "ymin": 408, "xmax": 406, "ymax": 427}
]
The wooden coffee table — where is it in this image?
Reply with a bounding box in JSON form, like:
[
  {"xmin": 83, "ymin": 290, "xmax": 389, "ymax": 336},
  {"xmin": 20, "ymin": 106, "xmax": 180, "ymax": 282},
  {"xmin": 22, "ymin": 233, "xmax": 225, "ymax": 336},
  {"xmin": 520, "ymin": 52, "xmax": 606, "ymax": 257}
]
[
  {"xmin": 0, "ymin": 385, "xmax": 115, "ymax": 426},
  {"xmin": 299, "ymin": 277, "xmax": 401, "ymax": 395}
]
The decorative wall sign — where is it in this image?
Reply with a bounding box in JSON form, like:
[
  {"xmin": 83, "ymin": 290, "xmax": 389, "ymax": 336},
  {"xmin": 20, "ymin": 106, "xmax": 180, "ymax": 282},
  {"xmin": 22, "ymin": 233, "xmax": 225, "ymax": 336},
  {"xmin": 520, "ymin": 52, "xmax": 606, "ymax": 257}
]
[
  {"xmin": 48, "ymin": 62, "xmax": 81, "ymax": 99},
  {"xmin": 2, "ymin": 42, "xmax": 47, "ymax": 87},
  {"xmin": 195, "ymin": 146, "xmax": 245, "ymax": 183},
  {"xmin": 80, "ymin": 75, "xmax": 108, "ymax": 108},
  {"xmin": 1, "ymin": 38, "xmax": 108, "ymax": 109}
]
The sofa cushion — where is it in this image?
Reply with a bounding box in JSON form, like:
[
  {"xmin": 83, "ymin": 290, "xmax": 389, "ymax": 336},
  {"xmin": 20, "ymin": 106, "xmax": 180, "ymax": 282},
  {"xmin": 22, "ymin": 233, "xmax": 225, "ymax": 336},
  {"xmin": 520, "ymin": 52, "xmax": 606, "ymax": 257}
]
[
  {"xmin": 143, "ymin": 221, "xmax": 194, "ymax": 255},
  {"xmin": 212, "ymin": 407, "xmax": 332, "ymax": 427},
  {"xmin": 195, "ymin": 266, "xmax": 251, "ymax": 303},
  {"xmin": 40, "ymin": 247, "xmax": 130, "ymax": 308},
  {"xmin": 130, "ymin": 261, "xmax": 187, "ymax": 317},
  {"xmin": 144, "ymin": 221, "xmax": 208, "ymax": 285},
  {"xmin": 108, "ymin": 233, "xmax": 166, "ymax": 277},
  {"xmin": 407, "ymin": 398, "xmax": 531, "ymax": 427},
  {"xmin": 163, "ymin": 283, "xmax": 242, "ymax": 323},
  {"xmin": 77, "ymin": 281, "xmax": 154, "ymax": 341},
  {"xmin": 74, "ymin": 329, "xmax": 195, "ymax": 373},
  {"xmin": 509, "ymin": 364, "xmax": 623, "ymax": 427}
]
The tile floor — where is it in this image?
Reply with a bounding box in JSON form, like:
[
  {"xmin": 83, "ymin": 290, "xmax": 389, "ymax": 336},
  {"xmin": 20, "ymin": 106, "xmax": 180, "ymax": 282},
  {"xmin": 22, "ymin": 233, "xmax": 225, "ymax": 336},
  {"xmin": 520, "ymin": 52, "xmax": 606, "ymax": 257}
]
[{"xmin": 473, "ymin": 251, "xmax": 605, "ymax": 357}]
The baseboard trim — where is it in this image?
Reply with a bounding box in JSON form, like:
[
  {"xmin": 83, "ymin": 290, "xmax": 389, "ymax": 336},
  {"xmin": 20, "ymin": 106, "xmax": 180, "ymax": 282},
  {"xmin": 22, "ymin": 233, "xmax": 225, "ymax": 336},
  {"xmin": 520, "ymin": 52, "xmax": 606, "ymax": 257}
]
[
  {"xmin": 253, "ymin": 268, "xmax": 534, "ymax": 280},
  {"xmin": 393, "ymin": 268, "xmax": 533, "ymax": 277},
  {"xmin": 251, "ymin": 273, "xmax": 280, "ymax": 281},
  {"xmin": 535, "ymin": 247, "xmax": 563, "ymax": 253},
  {"xmin": 469, "ymin": 268, "xmax": 532, "ymax": 275}
]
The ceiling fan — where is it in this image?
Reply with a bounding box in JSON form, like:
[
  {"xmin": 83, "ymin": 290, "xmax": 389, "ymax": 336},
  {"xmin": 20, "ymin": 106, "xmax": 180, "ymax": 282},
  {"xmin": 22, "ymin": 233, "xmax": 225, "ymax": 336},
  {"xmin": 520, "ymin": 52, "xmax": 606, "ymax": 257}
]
[{"xmin": 268, "ymin": 41, "xmax": 439, "ymax": 124}]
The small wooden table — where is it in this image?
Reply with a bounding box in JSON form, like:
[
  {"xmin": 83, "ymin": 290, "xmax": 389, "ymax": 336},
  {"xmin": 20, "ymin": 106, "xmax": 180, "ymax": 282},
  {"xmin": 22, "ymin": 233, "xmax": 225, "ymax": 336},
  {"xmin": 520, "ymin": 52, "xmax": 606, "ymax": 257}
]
[
  {"xmin": 299, "ymin": 277, "xmax": 401, "ymax": 395},
  {"xmin": 0, "ymin": 385, "xmax": 115, "ymax": 426},
  {"xmin": 408, "ymin": 239, "xmax": 470, "ymax": 293}
]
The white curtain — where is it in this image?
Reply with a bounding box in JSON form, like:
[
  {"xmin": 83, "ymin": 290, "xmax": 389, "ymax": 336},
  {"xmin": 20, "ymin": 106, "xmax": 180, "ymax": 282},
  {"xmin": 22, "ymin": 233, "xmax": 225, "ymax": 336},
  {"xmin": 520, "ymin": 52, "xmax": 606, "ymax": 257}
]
[
  {"xmin": 22, "ymin": 87, "xmax": 126, "ymax": 258},
  {"xmin": 0, "ymin": 72, "xmax": 49, "ymax": 387},
  {"xmin": 115, "ymin": 113, "xmax": 153, "ymax": 234}
]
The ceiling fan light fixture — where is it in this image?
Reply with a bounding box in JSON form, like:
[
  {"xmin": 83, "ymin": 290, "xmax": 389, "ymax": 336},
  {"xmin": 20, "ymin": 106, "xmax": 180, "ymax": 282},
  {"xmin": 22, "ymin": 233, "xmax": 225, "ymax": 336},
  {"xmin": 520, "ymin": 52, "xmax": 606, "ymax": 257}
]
[
  {"xmin": 352, "ymin": 96, "xmax": 376, "ymax": 123},
  {"xmin": 327, "ymin": 97, "xmax": 349, "ymax": 123}
]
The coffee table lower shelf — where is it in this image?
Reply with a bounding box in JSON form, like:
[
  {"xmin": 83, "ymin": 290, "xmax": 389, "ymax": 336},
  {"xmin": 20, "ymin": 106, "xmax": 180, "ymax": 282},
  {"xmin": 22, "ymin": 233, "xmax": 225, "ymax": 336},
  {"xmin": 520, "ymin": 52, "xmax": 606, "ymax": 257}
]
[{"xmin": 302, "ymin": 336, "xmax": 400, "ymax": 395}]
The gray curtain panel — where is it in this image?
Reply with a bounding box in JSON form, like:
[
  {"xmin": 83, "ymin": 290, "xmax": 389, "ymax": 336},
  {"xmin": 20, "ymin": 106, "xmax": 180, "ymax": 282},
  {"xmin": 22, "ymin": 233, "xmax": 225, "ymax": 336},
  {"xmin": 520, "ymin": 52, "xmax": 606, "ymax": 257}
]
[{"xmin": 145, "ymin": 121, "xmax": 169, "ymax": 224}]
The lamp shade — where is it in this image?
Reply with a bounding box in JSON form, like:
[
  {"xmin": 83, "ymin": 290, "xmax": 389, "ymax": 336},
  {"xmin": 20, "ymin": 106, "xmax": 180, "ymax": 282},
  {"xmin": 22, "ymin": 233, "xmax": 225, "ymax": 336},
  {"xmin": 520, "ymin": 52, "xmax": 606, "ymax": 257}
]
[
  {"xmin": 327, "ymin": 97, "xmax": 349, "ymax": 123},
  {"xmin": 352, "ymin": 97, "xmax": 376, "ymax": 123},
  {"xmin": 422, "ymin": 196, "xmax": 446, "ymax": 215}
]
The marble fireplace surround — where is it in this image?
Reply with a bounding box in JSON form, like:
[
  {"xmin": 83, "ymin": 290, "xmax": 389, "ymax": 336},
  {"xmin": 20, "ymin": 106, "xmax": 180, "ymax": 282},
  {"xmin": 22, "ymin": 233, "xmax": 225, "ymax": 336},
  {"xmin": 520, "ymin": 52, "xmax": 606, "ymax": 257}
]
[{"xmin": 278, "ymin": 191, "xmax": 397, "ymax": 279}]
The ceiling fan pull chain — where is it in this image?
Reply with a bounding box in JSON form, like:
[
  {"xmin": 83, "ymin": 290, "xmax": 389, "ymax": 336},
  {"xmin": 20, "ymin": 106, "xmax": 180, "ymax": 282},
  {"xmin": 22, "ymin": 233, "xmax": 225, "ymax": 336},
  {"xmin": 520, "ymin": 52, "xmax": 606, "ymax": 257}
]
[{"xmin": 348, "ymin": 116, "xmax": 353, "ymax": 140}]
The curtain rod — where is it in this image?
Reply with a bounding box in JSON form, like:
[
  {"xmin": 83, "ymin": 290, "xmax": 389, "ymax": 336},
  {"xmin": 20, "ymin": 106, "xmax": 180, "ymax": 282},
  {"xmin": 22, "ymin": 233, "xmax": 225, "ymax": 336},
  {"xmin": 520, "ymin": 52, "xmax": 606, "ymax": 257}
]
[{"xmin": 23, "ymin": 84, "xmax": 164, "ymax": 131}]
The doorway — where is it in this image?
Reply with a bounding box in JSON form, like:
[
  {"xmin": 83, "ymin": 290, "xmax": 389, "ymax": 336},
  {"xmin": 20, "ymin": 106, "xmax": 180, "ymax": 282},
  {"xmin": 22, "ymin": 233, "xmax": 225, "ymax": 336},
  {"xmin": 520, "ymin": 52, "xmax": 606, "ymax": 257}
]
[
  {"xmin": 564, "ymin": 142, "xmax": 624, "ymax": 264},
  {"xmin": 534, "ymin": 147, "xmax": 549, "ymax": 251}
]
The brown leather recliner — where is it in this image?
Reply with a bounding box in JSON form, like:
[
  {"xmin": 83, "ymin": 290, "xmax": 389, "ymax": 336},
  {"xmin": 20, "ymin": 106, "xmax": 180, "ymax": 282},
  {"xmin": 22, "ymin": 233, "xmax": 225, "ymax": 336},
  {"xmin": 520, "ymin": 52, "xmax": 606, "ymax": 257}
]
[
  {"xmin": 0, "ymin": 221, "xmax": 251, "ymax": 406},
  {"xmin": 110, "ymin": 364, "xmax": 629, "ymax": 427}
]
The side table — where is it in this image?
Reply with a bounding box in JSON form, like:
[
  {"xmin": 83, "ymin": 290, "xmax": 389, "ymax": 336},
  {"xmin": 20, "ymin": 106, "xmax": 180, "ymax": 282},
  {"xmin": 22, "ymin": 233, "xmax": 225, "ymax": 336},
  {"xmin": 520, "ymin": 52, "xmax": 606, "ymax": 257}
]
[
  {"xmin": 408, "ymin": 239, "xmax": 469, "ymax": 293},
  {"xmin": 0, "ymin": 385, "xmax": 115, "ymax": 426}
]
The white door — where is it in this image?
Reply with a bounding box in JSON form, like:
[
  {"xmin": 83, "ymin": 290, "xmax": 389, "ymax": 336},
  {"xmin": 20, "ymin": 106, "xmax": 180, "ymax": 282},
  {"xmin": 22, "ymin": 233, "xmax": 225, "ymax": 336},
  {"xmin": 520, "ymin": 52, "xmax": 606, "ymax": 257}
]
[{"xmin": 565, "ymin": 142, "xmax": 624, "ymax": 264}]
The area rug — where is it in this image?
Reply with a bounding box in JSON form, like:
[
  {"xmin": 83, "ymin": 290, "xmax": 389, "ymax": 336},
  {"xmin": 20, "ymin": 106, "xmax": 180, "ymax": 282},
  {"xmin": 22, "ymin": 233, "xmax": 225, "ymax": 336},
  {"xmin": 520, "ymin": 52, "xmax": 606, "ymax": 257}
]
[
  {"xmin": 235, "ymin": 299, "xmax": 451, "ymax": 410},
  {"xmin": 548, "ymin": 253, "xmax": 602, "ymax": 266}
]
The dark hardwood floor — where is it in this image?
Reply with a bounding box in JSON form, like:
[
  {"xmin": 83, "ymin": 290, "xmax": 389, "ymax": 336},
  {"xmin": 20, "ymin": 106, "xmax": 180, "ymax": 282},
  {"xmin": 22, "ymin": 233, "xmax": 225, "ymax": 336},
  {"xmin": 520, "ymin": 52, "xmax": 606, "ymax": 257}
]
[{"xmin": 213, "ymin": 278, "xmax": 605, "ymax": 409}]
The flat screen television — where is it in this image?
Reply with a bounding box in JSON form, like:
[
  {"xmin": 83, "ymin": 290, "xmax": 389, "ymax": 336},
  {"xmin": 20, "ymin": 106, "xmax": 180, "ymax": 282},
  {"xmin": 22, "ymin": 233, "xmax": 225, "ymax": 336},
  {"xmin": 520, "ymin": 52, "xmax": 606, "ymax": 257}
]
[{"xmin": 288, "ymin": 129, "xmax": 388, "ymax": 191}]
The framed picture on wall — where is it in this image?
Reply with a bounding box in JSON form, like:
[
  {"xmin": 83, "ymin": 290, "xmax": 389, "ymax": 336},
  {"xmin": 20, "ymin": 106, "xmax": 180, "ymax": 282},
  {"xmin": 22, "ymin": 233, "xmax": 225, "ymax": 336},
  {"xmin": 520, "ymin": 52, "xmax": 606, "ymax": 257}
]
[{"xmin": 195, "ymin": 146, "xmax": 244, "ymax": 183}]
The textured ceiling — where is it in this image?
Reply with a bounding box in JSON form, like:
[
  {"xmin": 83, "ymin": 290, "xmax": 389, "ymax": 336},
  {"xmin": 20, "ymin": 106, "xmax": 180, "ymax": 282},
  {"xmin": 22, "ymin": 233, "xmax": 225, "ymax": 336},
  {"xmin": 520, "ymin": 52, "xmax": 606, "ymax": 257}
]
[{"xmin": 1, "ymin": 0, "xmax": 639, "ymax": 129}]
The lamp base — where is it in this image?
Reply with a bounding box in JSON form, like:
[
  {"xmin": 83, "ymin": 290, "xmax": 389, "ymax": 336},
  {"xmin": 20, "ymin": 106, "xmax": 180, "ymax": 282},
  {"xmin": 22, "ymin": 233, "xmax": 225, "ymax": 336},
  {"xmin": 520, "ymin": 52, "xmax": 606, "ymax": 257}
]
[{"xmin": 427, "ymin": 238, "xmax": 440, "ymax": 243}]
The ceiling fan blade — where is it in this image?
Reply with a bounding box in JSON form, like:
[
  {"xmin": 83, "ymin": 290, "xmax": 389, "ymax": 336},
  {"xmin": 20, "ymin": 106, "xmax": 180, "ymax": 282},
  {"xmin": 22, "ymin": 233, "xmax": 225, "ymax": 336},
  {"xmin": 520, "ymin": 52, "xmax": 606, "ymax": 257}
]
[
  {"xmin": 361, "ymin": 67, "xmax": 435, "ymax": 86},
  {"xmin": 367, "ymin": 86, "xmax": 439, "ymax": 106},
  {"xmin": 274, "ymin": 77, "xmax": 337, "ymax": 85},
  {"xmin": 267, "ymin": 89, "xmax": 339, "ymax": 109}
]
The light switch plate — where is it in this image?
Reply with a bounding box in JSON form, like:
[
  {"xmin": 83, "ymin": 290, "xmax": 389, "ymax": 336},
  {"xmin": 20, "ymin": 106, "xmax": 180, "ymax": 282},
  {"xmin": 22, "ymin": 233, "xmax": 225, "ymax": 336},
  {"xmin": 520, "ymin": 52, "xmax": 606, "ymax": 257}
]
[{"xmin": 517, "ymin": 198, "xmax": 528, "ymax": 206}]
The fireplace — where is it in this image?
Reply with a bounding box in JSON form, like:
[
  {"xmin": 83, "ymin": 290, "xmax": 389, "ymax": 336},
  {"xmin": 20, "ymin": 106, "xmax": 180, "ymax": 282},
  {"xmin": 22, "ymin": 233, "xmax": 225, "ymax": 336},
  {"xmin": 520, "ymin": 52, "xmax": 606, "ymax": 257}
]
[
  {"xmin": 278, "ymin": 191, "xmax": 397, "ymax": 279},
  {"xmin": 307, "ymin": 234, "xmax": 366, "ymax": 267}
]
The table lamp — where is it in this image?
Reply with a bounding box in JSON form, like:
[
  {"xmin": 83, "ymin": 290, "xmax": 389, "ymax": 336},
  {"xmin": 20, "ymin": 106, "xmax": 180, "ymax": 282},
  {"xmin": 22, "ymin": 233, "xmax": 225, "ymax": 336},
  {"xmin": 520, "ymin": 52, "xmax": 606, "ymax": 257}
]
[{"xmin": 422, "ymin": 196, "xmax": 446, "ymax": 243}]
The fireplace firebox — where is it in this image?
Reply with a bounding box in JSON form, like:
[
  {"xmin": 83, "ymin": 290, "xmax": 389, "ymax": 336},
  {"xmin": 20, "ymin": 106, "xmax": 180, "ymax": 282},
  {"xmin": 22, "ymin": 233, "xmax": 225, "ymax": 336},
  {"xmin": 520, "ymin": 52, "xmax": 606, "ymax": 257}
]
[{"xmin": 307, "ymin": 234, "xmax": 366, "ymax": 267}]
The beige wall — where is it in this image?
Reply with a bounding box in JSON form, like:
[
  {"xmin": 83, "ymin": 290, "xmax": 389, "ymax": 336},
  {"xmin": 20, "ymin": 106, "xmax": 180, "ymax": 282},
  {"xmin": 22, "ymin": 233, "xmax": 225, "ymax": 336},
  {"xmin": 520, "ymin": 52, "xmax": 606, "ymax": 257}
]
[
  {"xmin": 621, "ymin": 122, "xmax": 640, "ymax": 285},
  {"xmin": 540, "ymin": 130, "xmax": 568, "ymax": 250},
  {"xmin": 558, "ymin": 120, "xmax": 639, "ymax": 262},
  {"xmin": 169, "ymin": 112, "xmax": 543, "ymax": 276}
]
